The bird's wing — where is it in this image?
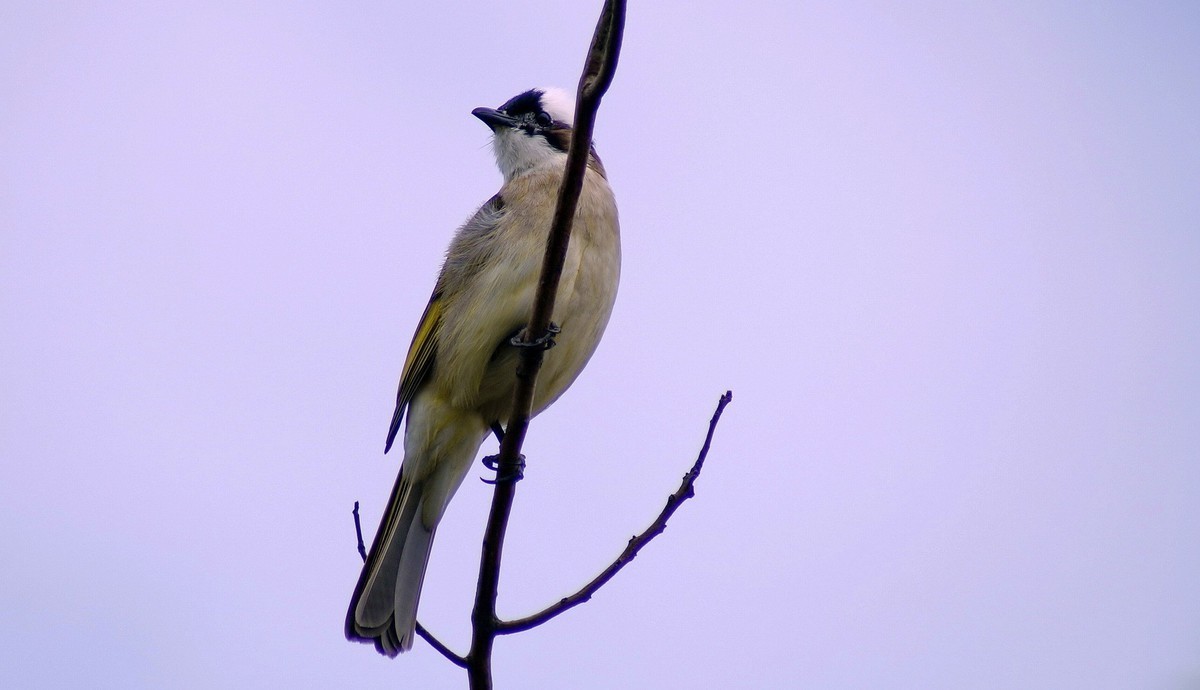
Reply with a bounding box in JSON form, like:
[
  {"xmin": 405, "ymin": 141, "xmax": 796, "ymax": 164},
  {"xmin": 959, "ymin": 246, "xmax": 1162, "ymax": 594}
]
[
  {"xmin": 383, "ymin": 192, "xmax": 507, "ymax": 454},
  {"xmin": 384, "ymin": 291, "xmax": 441, "ymax": 453}
]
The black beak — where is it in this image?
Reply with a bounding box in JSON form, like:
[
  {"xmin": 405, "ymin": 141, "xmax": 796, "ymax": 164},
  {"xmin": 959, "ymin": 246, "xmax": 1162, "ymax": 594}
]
[{"xmin": 472, "ymin": 107, "xmax": 519, "ymax": 131}]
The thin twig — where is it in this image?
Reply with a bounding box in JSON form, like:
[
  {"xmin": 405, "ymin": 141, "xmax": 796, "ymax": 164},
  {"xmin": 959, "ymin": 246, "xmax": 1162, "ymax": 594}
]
[
  {"xmin": 466, "ymin": 2, "xmax": 626, "ymax": 687},
  {"xmin": 352, "ymin": 500, "xmax": 467, "ymax": 667},
  {"xmin": 416, "ymin": 623, "xmax": 468, "ymax": 668},
  {"xmin": 351, "ymin": 501, "xmax": 367, "ymax": 562},
  {"xmin": 497, "ymin": 391, "xmax": 733, "ymax": 634}
]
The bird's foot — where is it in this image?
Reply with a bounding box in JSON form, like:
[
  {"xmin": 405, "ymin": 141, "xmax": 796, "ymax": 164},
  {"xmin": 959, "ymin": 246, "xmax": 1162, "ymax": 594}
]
[
  {"xmin": 481, "ymin": 453, "xmax": 526, "ymax": 484},
  {"xmin": 511, "ymin": 322, "xmax": 561, "ymax": 351}
]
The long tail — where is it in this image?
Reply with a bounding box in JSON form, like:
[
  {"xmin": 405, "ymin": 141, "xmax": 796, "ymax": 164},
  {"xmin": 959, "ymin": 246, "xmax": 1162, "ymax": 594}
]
[{"xmin": 345, "ymin": 472, "xmax": 435, "ymax": 656}]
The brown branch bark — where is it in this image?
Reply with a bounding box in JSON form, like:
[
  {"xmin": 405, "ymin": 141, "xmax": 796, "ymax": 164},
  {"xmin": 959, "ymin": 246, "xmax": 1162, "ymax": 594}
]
[
  {"xmin": 465, "ymin": 2, "xmax": 625, "ymax": 688},
  {"xmin": 497, "ymin": 391, "xmax": 733, "ymax": 634}
]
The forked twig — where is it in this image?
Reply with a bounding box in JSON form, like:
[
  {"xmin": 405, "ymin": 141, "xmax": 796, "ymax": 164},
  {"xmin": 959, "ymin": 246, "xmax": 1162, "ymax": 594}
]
[
  {"xmin": 498, "ymin": 391, "xmax": 733, "ymax": 633},
  {"xmin": 347, "ymin": 3, "xmax": 725, "ymax": 684}
]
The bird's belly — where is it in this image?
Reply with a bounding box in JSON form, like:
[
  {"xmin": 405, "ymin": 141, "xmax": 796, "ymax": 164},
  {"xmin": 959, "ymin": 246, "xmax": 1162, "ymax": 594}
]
[{"xmin": 475, "ymin": 236, "xmax": 619, "ymax": 425}]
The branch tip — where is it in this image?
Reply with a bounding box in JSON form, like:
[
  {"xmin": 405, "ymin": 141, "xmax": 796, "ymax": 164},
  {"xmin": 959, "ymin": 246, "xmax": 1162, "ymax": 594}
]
[
  {"xmin": 495, "ymin": 390, "xmax": 732, "ymax": 635},
  {"xmin": 352, "ymin": 501, "xmax": 367, "ymax": 563}
]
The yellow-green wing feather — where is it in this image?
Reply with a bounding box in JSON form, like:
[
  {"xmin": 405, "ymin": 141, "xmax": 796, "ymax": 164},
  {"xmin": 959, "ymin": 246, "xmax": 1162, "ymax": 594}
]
[
  {"xmin": 382, "ymin": 192, "xmax": 506, "ymax": 453},
  {"xmin": 385, "ymin": 291, "xmax": 441, "ymax": 453}
]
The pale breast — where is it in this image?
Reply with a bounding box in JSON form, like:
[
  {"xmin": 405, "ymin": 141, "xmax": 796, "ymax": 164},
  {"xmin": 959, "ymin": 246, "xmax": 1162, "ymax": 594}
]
[{"xmin": 471, "ymin": 169, "xmax": 621, "ymax": 424}]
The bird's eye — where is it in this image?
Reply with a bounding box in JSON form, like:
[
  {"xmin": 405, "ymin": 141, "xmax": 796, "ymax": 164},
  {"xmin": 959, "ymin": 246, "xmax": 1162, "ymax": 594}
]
[{"xmin": 534, "ymin": 111, "xmax": 553, "ymax": 127}]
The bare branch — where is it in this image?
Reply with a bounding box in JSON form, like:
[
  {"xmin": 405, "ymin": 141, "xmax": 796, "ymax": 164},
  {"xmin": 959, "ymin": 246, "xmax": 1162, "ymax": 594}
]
[
  {"xmin": 497, "ymin": 391, "xmax": 733, "ymax": 634},
  {"xmin": 466, "ymin": 2, "xmax": 626, "ymax": 687},
  {"xmin": 351, "ymin": 501, "xmax": 367, "ymax": 563},
  {"xmin": 347, "ymin": 2, "xmax": 722, "ymax": 680},
  {"xmin": 416, "ymin": 623, "xmax": 468, "ymax": 668}
]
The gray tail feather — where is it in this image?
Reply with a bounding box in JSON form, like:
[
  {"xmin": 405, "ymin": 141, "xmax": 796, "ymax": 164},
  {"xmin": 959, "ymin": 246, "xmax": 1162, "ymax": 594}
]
[{"xmin": 346, "ymin": 473, "xmax": 436, "ymax": 656}]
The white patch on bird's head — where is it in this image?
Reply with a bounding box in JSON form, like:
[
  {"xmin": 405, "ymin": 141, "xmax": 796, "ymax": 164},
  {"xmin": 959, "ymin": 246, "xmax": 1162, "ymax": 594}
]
[
  {"xmin": 535, "ymin": 87, "xmax": 576, "ymax": 127},
  {"xmin": 482, "ymin": 87, "xmax": 577, "ymax": 182}
]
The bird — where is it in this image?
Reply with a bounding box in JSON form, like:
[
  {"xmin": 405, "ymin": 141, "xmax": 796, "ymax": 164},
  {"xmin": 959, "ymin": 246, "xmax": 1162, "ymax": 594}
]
[{"xmin": 345, "ymin": 87, "xmax": 621, "ymax": 656}]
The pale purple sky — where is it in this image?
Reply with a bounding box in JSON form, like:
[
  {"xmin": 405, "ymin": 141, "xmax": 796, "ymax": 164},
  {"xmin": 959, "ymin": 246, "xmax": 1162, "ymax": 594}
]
[{"xmin": 3, "ymin": 2, "xmax": 1199, "ymax": 688}]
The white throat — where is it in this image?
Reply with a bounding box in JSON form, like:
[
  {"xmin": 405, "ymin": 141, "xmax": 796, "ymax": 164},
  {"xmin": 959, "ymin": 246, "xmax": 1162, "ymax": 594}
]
[{"xmin": 491, "ymin": 129, "xmax": 567, "ymax": 182}]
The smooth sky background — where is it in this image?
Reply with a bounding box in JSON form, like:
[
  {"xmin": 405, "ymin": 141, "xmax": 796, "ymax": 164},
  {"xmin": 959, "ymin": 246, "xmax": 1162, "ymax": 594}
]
[{"xmin": 3, "ymin": 2, "xmax": 1198, "ymax": 688}]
